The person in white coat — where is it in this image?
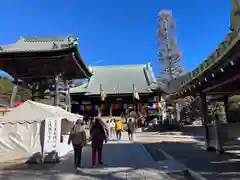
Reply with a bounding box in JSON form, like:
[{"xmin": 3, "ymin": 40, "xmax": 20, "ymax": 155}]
[{"xmin": 109, "ymin": 119, "xmax": 116, "ymax": 138}]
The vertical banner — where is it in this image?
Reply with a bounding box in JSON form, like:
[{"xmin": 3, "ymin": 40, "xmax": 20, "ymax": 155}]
[
  {"xmin": 100, "ymin": 84, "xmax": 106, "ymax": 101},
  {"xmin": 43, "ymin": 117, "xmax": 62, "ymax": 154}
]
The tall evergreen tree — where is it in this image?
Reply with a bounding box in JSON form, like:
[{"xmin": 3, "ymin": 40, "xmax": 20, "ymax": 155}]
[{"xmin": 157, "ymin": 10, "xmax": 183, "ymax": 83}]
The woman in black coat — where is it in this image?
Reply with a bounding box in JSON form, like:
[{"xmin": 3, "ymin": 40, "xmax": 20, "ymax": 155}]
[{"xmin": 90, "ymin": 118, "xmax": 107, "ymax": 167}]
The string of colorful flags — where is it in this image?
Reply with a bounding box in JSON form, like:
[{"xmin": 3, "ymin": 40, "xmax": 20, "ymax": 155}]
[
  {"xmin": 76, "ymin": 84, "xmax": 163, "ymax": 112},
  {"xmin": 79, "ymin": 103, "xmax": 162, "ymax": 111}
]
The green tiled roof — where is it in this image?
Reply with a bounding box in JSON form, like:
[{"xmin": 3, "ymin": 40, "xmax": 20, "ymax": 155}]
[
  {"xmin": 0, "ymin": 35, "xmax": 92, "ymax": 78},
  {"xmin": 70, "ymin": 83, "xmax": 88, "ymax": 94},
  {"xmin": 70, "ymin": 63, "xmax": 157, "ymax": 95},
  {"xmin": 0, "ymin": 35, "xmax": 78, "ymax": 53}
]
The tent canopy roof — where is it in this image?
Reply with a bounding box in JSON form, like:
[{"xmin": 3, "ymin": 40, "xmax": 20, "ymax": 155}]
[{"xmin": 0, "ymin": 100, "xmax": 82, "ymax": 124}]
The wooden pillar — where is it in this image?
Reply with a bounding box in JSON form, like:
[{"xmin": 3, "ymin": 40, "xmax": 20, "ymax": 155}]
[
  {"xmin": 223, "ymin": 95, "xmax": 228, "ymax": 121},
  {"xmin": 10, "ymin": 79, "xmax": 18, "ymax": 107},
  {"xmin": 31, "ymin": 88, "xmax": 35, "ymax": 101},
  {"xmin": 176, "ymin": 102, "xmax": 181, "ymax": 122},
  {"xmin": 64, "ymin": 80, "xmax": 68, "ymax": 111},
  {"xmin": 67, "ymin": 81, "xmax": 71, "ymax": 112},
  {"xmin": 54, "ymin": 76, "xmax": 60, "ymax": 106},
  {"xmin": 64, "ymin": 80, "xmax": 71, "ymax": 112},
  {"xmin": 31, "ymin": 84, "xmax": 37, "ymax": 101},
  {"xmin": 137, "ymin": 103, "xmax": 140, "ymax": 114},
  {"xmin": 200, "ymin": 92, "xmax": 210, "ymax": 150},
  {"xmin": 109, "ymin": 104, "xmax": 113, "ymax": 116},
  {"xmin": 157, "ymin": 90, "xmax": 161, "ymax": 122}
]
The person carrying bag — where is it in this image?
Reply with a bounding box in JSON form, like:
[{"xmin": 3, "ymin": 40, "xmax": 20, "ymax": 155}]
[{"xmin": 68, "ymin": 119, "xmax": 87, "ymax": 171}]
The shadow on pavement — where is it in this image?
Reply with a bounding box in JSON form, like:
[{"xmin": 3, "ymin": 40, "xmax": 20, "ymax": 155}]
[
  {"xmin": 0, "ymin": 142, "xmax": 169, "ymax": 180},
  {"xmin": 142, "ymin": 140, "xmax": 240, "ymax": 180},
  {"xmin": 142, "ymin": 125, "xmax": 205, "ymax": 141}
]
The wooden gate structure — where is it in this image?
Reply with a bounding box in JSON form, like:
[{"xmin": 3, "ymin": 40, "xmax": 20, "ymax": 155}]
[
  {"xmin": 0, "ymin": 36, "xmax": 92, "ymax": 111},
  {"xmin": 162, "ymin": 1, "xmax": 240, "ymax": 153}
]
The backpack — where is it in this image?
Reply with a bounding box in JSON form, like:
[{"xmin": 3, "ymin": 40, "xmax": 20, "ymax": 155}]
[{"xmin": 115, "ymin": 121, "xmax": 122, "ymax": 131}]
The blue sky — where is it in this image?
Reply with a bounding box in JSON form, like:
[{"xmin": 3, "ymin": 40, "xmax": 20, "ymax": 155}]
[{"xmin": 0, "ymin": 0, "xmax": 232, "ymax": 77}]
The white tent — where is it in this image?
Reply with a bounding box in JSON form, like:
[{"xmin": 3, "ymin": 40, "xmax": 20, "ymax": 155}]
[{"xmin": 0, "ymin": 100, "xmax": 82, "ymax": 162}]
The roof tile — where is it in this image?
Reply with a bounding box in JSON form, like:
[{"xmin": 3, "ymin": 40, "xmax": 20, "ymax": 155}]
[
  {"xmin": 70, "ymin": 64, "xmax": 156, "ymax": 95},
  {"xmin": 0, "ymin": 35, "xmax": 77, "ymax": 53}
]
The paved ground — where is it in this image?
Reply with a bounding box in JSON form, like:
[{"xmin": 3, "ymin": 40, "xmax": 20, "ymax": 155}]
[
  {"xmin": 136, "ymin": 131, "xmax": 240, "ymax": 180},
  {"xmin": 4, "ymin": 130, "xmax": 240, "ymax": 180},
  {"xmin": 0, "ymin": 132, "xmax": 172, "ymax": 180}
]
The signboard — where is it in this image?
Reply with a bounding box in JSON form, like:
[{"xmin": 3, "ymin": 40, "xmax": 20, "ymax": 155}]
[
  {"xmin": 147, "ymin": 96, "xmax": 158, "ymax": 102},
  {"xmin": 82, "ymin": 101, "xmax": 91, "ymax": 105},
  {"xmin": 147, "ymin": 109, "xmax": 159, "ymax": 116},
  {"xmin": 43, "ymin": 117, "xmax": 61, "ymax": 153}
]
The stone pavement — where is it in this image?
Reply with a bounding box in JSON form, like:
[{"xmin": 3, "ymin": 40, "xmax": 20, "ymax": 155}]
[
  {"xmin": 136, "ymin": 131, "xmax": 240, "ymax": 180},
  {"xmin": 0, "ymin": 132, "xmax": 172, "ymax": 180}
]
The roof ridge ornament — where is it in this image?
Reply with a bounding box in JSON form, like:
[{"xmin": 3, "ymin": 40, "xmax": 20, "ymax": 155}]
[
  {"xmin": 68, "ymin": 36, "xmax": 72, "ymax": 43},
  {"xmin": 52, "ymin": 42, "xmax": 58, "ymax": 49},
  {"xmin": 73, "ymin": 38, "xmax": 79, "ymax": 46},
  {"xmin": 20, "ymin": 36, "xmax": 25, "ymax": 41},
  {"xmin": 230, "ymin": 0, "xmax": 240, "ymax": 31}
]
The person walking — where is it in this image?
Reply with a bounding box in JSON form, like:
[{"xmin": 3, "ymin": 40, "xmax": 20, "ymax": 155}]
[
  {"xmin": 90, "ymin": 117, "xmax": 108, "ymax": 167},
  {"xmin": 127, "ymin": 118, "xmax": 136, "ymax": 141},
  {"xmin": 115, "ymin": 119, "xmax": 124, "ymax": 141},
  {"xmin": 68, "ymin": 119, "xmax": 87, "ymax": 171},
  {"xmin": 109, "ymin": 119, "xmax": 116, "ymax": 138}
]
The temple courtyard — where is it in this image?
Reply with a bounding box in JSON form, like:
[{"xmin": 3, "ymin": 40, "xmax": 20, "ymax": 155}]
[
  {"xmin": 0, "ymin": 132, "xmax": 173, "ymax": 180},
  {"xmin": 1, "ymin": 131, "xmax": 240, "ymax": 180},
  {"xmin": 1, "ymin": 131, "xmax": 238, "ymax": 180}
]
